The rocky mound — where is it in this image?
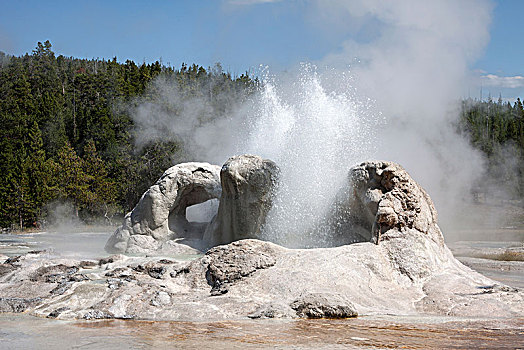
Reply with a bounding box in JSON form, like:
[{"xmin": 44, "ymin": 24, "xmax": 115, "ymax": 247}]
[
  {"xmin": 203, "ymin": 154, "xmax": 279, "ymax": 247},
  {"xmin": 106, "ymin": 155, "xmax": 278, "ymax": 254},
  {"xmin": 331, "ymin": 161, "xmax": 443, "ymax": 246},
  {"xmin": 0, "ymin": 158, "xmax": 522, "ymax": 321},
  {"xmin": 0, "ymin": 238, "xmax": 521, "ymax": 321}
]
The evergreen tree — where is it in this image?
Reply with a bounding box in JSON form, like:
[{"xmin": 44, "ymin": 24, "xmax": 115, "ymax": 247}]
[
  {"xmin": 82, "ymin": 139, "xmax": 117, "ymax": 221},
  {"xmin": 24, "ymin": 121, "xmax": 54, "ymax": 225},
  {"xmin": 54, "ymin": 142, "xmax": 91, "ymax": 217},
  {"xmin": 0, "ymin": 40, "xmax": 256, "ymax": 229}
]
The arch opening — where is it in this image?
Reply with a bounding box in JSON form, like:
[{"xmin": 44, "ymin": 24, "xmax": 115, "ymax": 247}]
[{"xmin": 168, "ymin": 198, "xmax": 219, "ymax": 240}]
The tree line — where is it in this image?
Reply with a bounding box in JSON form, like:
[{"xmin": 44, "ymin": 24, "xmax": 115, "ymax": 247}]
[
  {"xmin": 0, "ymin": 41, "xmax": 255, "ymax": 229},
  {"xmin": 1, "ymin": 41, "xmax": 522, "ymax": 230},
  {"xmin": 458, "ymin": 97, "xmax": 524, "ymax": 199}
]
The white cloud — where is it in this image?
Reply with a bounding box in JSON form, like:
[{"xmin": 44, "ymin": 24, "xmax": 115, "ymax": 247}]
[{"xmin": 481, "ymin": 74, "xmax": 524, "ymax": 88}]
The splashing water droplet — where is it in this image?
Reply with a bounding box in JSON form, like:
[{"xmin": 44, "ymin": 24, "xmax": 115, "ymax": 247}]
[{"xmin": 240, "ymin": 64, "xmax": 381, "ymax": 247}]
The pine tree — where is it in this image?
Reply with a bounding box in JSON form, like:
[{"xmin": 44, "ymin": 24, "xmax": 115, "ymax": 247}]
[
  {"xmin": 82, "ymin": 139, "xmax": 117, "ymax": 221},
  {"xmin": 24, "ymin": 121, "xmax": 54, "ymax": 225},
  {"xmin": 54, "ymin": 142, "xmax": 91, "ymax": 217}
]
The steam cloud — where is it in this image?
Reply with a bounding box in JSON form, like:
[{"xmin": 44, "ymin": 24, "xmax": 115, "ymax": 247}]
[{"xmin": 132, "ymin": 0, "xmax": 496, "ymax": 244}]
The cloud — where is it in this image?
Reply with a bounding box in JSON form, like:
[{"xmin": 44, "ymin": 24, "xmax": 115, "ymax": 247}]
[{"xmin": 481, "ymin": 74, "xmax": 524, "ymax": 88}]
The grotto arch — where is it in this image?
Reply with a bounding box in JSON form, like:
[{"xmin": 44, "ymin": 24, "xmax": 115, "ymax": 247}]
[{"xmin": 105, "ymin": 162, "xmax": 222, "ymax": 254}]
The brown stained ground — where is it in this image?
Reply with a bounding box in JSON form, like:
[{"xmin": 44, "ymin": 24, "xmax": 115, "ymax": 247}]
[{"xmin": 70, "ymin": 317, "xmax": 524, "ymax": 349}]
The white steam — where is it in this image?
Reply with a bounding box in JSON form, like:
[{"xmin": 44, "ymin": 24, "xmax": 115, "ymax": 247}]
[
  {"xmin": 132, "ymin": 1, "xmax": 495, "ymax": 244},
  {"xmin": 315, "ymin": 0, "xmax": 493, "ymax": 234},
  {"xmin": 132, "ymin": 73, "xmax": 251, "ymax": 163}
]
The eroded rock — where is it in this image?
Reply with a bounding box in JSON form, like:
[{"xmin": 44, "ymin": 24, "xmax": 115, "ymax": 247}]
[
  {"xmin": 198, "ymin": 239, "xmax": 280, "ymax": 295},
  {"xmin": 203, "ymin": 155, "xmax": 279, "ymax": 247},
  {"xmin": 1, "ymin": 233, "xmax": 523, "ymax": 321},
  {"xmin": 291, "ymin": 293, "xmax": 358, "ymax": 318},
  {"xmin": 248, "ymin": 302, "xmax": 296, "ymax": 319},
  {"xmin": 330, "ymin": 161, "xmax": 443, "ymax": 246},
  {"xmin": 105, "ymin": 162, "xmax": 221, "ymax": 254},
  {"xmin": 0, "ymin": 297, "xmax": 42, "ymax": 313}
]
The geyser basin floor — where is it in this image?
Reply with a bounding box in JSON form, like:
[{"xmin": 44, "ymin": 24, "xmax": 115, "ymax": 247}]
[
  {"xmin": 0, "ymin": 228, "xmax": 115, "ymax": 259},
  {"xmin": 0, "ymin": 233, "xmax": 523, "ymax": 349},
  {"xmin": 1, "ymin": 238, "xmax": 522, "ymax": 321},
  {"xmin": 0, "ymin": 313, "xmax": 522, "ymax": 350}
]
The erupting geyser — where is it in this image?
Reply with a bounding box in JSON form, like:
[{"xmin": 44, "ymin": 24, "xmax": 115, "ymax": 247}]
[
  {"xmin": 2, "ymin": 68, "xmax": 522, "ymax": 323},
  {"xmin": 104, "ymin": 155, "xmax": 443, "ymax": 255}
]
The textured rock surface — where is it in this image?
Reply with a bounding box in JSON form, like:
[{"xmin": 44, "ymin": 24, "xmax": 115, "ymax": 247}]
[
  {"xmin": 1, "ymin": 238, "xmax": 522, "ymax": 321},
  {"xmin": 291, "ymin": 293, "xmax": 358, "ymax": 318},
  {"xmin": 105, "ymin": 162, "xmax": 221, "ymax": 254},
  {"xmin": 198, "ymin": 239, "xmax": 279, "ymax": 295},
  {"xmin": 203, "ymin": 155, "xmax": 279, "ymax": 247},
  {"xmin": 330, "ymin": 161, "xmax": 443, "ymax": 246}
]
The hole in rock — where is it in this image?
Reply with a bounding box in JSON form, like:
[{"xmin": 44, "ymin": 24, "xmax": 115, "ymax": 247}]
[
  {"xmin": 168, "ymin": 199, "xmax": 219, "ymax": 240},
  {"xmin": 186, "ymin": 199, "xmax": 219, "ymax": 223}
]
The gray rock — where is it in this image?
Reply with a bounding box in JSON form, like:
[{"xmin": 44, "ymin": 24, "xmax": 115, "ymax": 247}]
[
  {"xmin": 150, "ymin": 291, "xmax": 171, "ymax": 307},
  {"xmin": 0, "ymin": 263, "xmax": 18, "ymax": 278},
  {"xmin": 47, "ymin": 306, "xmax": 69, "ymax": 318},
  {"xmin": 330, "ymin": 161, "xmax": 443, "ymax": 246},
  {"xmin": 291, "ymin": 293, "xmax": 358, "ymax": 318},
  {"xmin": 196, "ymin": 239, "xmax": 280, "ymax": 295},
  {"xmin": 83, "ymin": 309, "xmax": 113, "ymax": 320},
  {"xmin": 248, "ymin": 302, "xmax": 296, "ymax": 319},
  {"xmin": 204, "ymin": 155, "xmax": 279, "ymax": 247},
  {"xmin": 105, "ymin": 162, "xmax": 221, "ymax": 254},
  {"xmin": 0, "ymin": 297, "xmax": 42, "ymax": 313}
]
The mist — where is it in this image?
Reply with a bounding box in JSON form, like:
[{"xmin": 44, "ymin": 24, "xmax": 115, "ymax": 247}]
[
  {"xmin": 131, "ymin": 71, "xmax": 252, "ymax": 163},
  {"xmin": 131, "ymin": 0, "xmax": 500, "ymax": 244}
]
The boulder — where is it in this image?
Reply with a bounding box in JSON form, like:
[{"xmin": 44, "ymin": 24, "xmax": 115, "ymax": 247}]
[
  {"xmin": 197, "ymin": 239, "xmax": 280, "ymax": 295},
  {"xmin": 290, "ymin": 292, "xmax": 358, "ymax": 318},
  {"xmin": 203, "ymin": 155, "xmax": 279, "ymax": 247},
  {"xmin": 105, "ymin": 162, "xmax": 221, "ymax": 254}
]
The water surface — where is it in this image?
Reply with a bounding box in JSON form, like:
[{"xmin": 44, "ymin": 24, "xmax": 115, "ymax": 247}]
[{"xmin": 1, "ymin": 313, "xmax": 522, "ymax": 349}]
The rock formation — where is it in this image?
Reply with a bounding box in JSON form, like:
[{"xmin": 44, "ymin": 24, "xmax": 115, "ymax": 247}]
[
  {"xmin": 105, "ymin": 162, "xmax": 221, "ymax": 254},
  {"xmin": 0, "ymin": 237, "xmax": 522, "ymax": 321},
  {"xmin": 106, "ymin": 155, "xmax": 278, "ymax": 254},
  {"xmin": 1, "ymin": 159, "xmax": 521, "ymax": 322},
  {"xmin": 203, "ymin": 154, "xmax": 279, "ymax": 247},
  {"xmin": 329, "ymin": 161, "xmax": 444, "ymax": 246}
]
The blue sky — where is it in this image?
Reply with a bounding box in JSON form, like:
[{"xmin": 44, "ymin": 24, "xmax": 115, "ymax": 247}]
[
  {"xmin": 0, "ymin": 0, "xmax": 522, "ymax": 100},
  {"xmin": 473, "ymin": 0, "xmax": 524, "ymax": 101}
]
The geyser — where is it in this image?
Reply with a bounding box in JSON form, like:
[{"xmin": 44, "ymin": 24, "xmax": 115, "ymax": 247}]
[
  {"xmin": 131, "ymin": 65, "xmax": 380, "ymax": 247},
  {"xmin": 241, "ymin": 69, "xmax": 380, "ymax": 248},
  {"xmin": 105, "ymin": 156, "xmax": 443, "ymax": 255}
]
